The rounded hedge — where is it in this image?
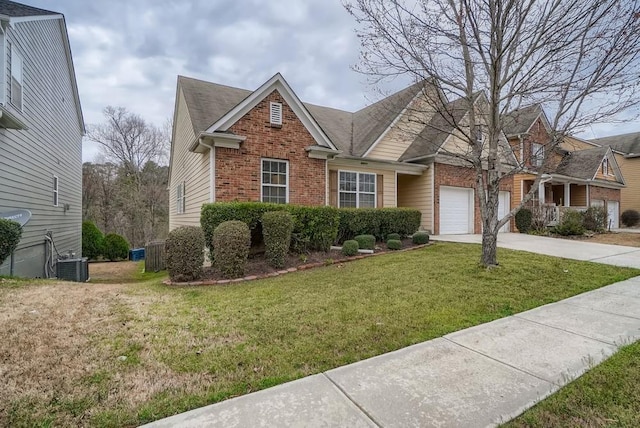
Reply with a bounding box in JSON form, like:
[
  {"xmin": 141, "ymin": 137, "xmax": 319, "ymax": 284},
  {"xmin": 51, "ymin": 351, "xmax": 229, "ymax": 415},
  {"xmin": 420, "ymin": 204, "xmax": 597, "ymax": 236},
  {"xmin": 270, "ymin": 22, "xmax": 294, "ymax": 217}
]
[
  {"xmin": 102, "ymin": 233, "xmax": 129, "ymax": 261},
  {"xmin": 166, "ymin": 226, "xmax": 205, "ymax": 282},
  {"xmin": 515, "ymin": 208, "xmax": 532, "ymax": 233},
  {"xmin": 82, "ymin": 221, "xmax": 104, "ymax": 260},
  {"xmin": 412, "ymin": 231, "xmax": 429, "ymax": 245},
  {"xmin": 213, "ymin": 220, "xmax": 251, "ymax": 279},
  {"xmin": 342, "ymin": 240, "xmax": 359, "ymax": 256},
  {"xmin": 554, "ymin": 210, "xmax": 585, "ymax": 236},
  {"xmin": 387, "ymin": 239, "xmax": 402, "ymax": 250},
  {"xmin": 621, "ymin": 209, "xmax": 639, "ymax": 227},
  {"xmin": 0, "ymin": 219, "xmax": 22, "ymax": 266},
  {"xmin": 354, "ymin": 234, "xmax": 376, "ymax": 250},
  {"xmin": 386, "ymin": 233, "xmax": 401, "ymax": 242},
  {"xmin": 262, "ymin": 211, "xmax": 294, "ymax": 269}
]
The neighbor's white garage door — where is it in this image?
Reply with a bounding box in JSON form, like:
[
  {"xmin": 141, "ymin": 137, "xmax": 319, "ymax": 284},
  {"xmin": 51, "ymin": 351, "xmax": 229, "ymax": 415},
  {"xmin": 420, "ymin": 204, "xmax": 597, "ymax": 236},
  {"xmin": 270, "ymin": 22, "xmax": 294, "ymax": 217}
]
[
  {"xmin": 498, "ymin": 191, "xmax": 511, "ymax": 233},
  {"xmin": 607, "ymin": 201, "xmax": 619, "ymax": 229},
  {"xmin": 440, "ymin": 186, "xmax": 474, "ymax": 234}
]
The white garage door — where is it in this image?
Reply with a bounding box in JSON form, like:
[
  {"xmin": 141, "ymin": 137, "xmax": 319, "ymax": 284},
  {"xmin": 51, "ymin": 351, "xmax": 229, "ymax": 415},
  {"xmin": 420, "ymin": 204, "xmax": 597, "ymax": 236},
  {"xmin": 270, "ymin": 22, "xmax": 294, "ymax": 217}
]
[
  {"xmin": 607, "ymin": 201, "xmax": 619, "ymax": 229},
  {"xmin": 440, "ymin": 186, "xmax": 474, "ymax": 234},
  {"xmin": 498, "ymin": 191, "xmax": 511, "ymax": 233}
]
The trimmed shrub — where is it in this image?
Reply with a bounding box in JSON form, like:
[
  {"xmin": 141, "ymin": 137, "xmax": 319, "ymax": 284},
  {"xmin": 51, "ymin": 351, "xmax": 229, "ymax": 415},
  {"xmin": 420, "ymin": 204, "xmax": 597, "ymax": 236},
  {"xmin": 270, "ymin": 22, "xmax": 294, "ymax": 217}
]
[
  {"xmin": 0, "ymin": 219, "xmax": 22, "ymax": 266},
  {"xmin": 82, "ymin": 221, "xmax": 104, "ymax": 260},
  {"xmin": 387, "ymin": 239, "xmax": 402, "ymax": 250},
  {"xmin": 412, "ymin": 231, "xmax": 430, "ymax": 245},
  {"xmin": 515, "ymin": 208, "xmax": 532, "ymax": 233},
  {"xmin": 341, "ymin": 240, "xmax": 359, "ymax": 256},
  {"xmin": 621, "ymin": 209, "xmax": 640, "ymax": 227},
  {"xmin": 386, "ymin": 233, "xmax": 401, "ymax": 241},
  {"xmin": 554, "ymin": 210, "xmax": 585, "ymax": 236},
  {"xmin": 213, "ymin": 220, "xmax": 250, "ymax": 279},
  {"xmin": 354, "ymin": 234, "xmax": 376, "ymax": 250},
  {"xmin": 336, "ymin": 208, "xmax": 421, "ymax": 242},
  {"xmin": 262, "ymin": 211, "xmax": 294, "ymax": 268},
  {"xmin": 165, "ymin": 226, "xmax": 205, "ymax": 282},
  {"xmin": 582, "ymin": 206, "xmax": 607, "ymax": 232},
  {"xmin": 103, "ymin": 233, "xmax": 129, "ymax": 261},
  {"xmin": 201, "ymin": 202, "xmax": 339, "ymax": 253}
]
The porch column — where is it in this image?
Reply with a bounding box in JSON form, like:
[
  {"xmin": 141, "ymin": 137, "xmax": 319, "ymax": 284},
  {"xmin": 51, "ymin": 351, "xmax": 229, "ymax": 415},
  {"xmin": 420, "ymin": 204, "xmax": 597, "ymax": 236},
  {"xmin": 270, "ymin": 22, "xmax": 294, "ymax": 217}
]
[
  {"xmin": 564, "ymin": 183, "xmax": 570, "ymax": 207},
  {"xmin": 538, "ymin": 182, "xmax": 545, "ymax": 204}
]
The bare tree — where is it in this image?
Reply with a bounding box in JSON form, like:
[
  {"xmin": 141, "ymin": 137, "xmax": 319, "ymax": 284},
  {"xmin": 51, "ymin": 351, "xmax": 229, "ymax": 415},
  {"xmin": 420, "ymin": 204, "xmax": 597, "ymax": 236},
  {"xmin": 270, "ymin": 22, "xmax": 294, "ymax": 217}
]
[{"xmin": 345, "ymin": 0, "xmax": 640, "ymax": 266}]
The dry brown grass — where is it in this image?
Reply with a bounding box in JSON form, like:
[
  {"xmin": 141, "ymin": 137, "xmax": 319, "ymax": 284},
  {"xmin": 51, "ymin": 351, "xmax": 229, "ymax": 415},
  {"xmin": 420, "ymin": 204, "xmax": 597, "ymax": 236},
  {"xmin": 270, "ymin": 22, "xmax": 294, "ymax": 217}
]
[{"xmin": 586, "ymin": 232, "xmax": 640, "ymax": 247}]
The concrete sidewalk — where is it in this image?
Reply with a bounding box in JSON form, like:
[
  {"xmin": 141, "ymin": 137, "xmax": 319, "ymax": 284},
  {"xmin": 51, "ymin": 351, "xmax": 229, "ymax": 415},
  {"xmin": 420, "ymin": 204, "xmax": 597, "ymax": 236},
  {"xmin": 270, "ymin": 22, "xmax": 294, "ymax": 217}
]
[
  {"xmin": 432, "ymin": 233, "xmax": 640, "ymax": 269},
  {"xmin": 143, "ymin": 276, "xmax": 640, "ymax": 428}
]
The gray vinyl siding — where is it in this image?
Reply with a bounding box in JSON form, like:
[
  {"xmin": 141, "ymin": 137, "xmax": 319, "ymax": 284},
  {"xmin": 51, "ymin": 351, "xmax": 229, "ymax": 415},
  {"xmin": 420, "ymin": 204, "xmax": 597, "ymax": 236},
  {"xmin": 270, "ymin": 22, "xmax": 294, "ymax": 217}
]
[{"xmin": 0, "ymin": 18, "xmax": 83, "ymax": 277}]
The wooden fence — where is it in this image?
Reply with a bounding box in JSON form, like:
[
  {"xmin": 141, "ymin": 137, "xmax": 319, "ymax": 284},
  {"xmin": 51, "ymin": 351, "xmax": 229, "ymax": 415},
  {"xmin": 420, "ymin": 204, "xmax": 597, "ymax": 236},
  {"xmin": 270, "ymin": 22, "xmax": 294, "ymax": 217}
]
[{"xmin": 145, "ymin": 240, "xmax": 166, "ymax": 272}]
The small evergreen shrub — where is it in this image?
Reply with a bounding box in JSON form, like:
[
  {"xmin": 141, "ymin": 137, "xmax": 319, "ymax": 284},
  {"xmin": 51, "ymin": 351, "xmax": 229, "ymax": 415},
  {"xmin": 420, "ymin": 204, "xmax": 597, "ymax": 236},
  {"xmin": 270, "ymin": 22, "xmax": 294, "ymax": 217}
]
[
  {"xmin": 621, "ymin": 209, "xmax": 640, "ymax": 227},
  {"xmin": 102, "ymin": 233, "xmax": 129, "ymax": 261},
  {"xmin": 336, "ymin": 208, "xmax": 421, "ymax": 242},
  {"xmin": 386, "ymin": 233, "xmax": 401, "ymax": 242},
  {"xmin": 213, "ymin": 220, "xmax": 250, "ymax": 279},
  {"xmin": 554, "ymin": 210, "xmax": 585, "ymax": 236},
  {"xmin": 262, "ymin": 211, "xmax": 294, "ymax": 269},
  {"xmin": 387, "ymin": 239, "xmax": 402, "ymax": 250},
  {"xmin": 341, "ymin": 240, "xmax": 359, "ymax": 256},
  {"xmin": 0, "ymin": 219, "xmax": 22, "ymax": 266},
  {"xmin": 582, "ymin": 206, "xmax": 607, "ymax": 232},
  {"xmin": 515, "ymin": 208, "xmax": 532, "ymax": 233},
  {"xmin": 354, "ymin": 234, "xmax": 376, "ymax": 250},
  {"xmin": 165, "ymin": 226, "xmax": 205, "ymax": 282},
  {"xmin": 82, "ymin": 221, "xmax": 104, "ymax": 260},
  {"xmin": 412, "ymin": 231, "xmax": 430, "ymax": 245}
]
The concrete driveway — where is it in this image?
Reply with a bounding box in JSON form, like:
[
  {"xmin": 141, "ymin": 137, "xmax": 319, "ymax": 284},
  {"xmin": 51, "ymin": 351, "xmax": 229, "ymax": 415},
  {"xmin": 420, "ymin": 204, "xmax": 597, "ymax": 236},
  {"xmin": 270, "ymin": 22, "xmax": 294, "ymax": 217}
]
[{"xmin": 433, "ymin": 233, "xmax": 640, "ymax": 269}]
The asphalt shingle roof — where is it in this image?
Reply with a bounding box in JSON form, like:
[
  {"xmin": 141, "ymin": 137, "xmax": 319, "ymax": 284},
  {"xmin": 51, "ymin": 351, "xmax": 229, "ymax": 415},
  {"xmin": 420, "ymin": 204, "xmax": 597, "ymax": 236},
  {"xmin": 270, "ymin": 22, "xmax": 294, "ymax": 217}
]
[
  {"xmin": 501, "ymin": 104, "xmax": 543, "ymax": 137},
  {"xmin": 554, "ymin": 146, "xmax": 609, "ymax": 180},
  {"xmin": 0, "ymin": 0, "xmax": 57, "ymax": 17},
  {"xmin": 591, "ymin": 132, "xmax": 640, "ymax": 156}
]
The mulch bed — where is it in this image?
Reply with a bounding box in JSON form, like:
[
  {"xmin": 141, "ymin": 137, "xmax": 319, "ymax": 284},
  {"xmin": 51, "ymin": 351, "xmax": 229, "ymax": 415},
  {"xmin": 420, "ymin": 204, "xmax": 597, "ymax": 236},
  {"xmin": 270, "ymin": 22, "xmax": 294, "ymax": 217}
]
[{"xmin": 166, "ymin": 239, "xmax": 429, "ymax": 286}]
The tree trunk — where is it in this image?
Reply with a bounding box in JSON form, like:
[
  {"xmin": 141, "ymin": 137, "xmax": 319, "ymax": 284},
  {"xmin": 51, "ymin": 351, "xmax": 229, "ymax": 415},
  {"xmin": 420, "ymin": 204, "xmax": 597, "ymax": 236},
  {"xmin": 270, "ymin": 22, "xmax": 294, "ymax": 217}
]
[{"xmin": 481, "ymin": 228, "xmax": 498, "ymax": 267}]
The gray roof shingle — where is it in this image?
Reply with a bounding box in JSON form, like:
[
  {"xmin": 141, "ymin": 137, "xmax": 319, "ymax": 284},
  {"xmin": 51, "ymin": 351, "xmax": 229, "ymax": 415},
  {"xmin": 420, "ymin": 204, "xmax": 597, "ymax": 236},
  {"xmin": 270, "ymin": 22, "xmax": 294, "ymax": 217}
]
[
  {"xmin": 502, "ymin": 104, "xmax": 543, "ymax": 136},
  {"xmin": 0, "ymin": 0, "xmax": 57, "ymax": 17},
  {"xmin": 177, "ymin": 75, "xmax": 427, "ymax": 155},
  {"xmin": 554, "ymin": 146, "xmax": 609, "ymax": 179},
  {"xmin": 591, "ymin": 131, "xmax": 640, "ymax": 156}
]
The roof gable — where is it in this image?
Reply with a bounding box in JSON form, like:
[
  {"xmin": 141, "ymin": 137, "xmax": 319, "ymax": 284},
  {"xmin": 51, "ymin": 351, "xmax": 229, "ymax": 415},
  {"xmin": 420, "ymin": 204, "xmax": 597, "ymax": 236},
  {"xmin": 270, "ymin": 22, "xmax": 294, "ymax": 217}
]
[
  {"xmin": 502, "ymin": 104, "xmax": 551, "ymax": 137},
  {"xmin": 554, "ymin": 146, "xmax": 624, "ymax": 183},
  {"xmin": 205, "ymin": 73, "xmax": 337, "ymax": 150}
]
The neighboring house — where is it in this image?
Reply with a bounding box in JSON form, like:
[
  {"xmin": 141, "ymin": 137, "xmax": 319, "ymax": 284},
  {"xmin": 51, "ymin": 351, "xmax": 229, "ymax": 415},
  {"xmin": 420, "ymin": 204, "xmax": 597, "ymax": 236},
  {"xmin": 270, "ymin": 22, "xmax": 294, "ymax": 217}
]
[
  {"xmin": 591, "ymin": 132, "xmax": 640, "ymax": 216},
  {"xmin": 169, "ymin": 73, "xmax": 519, "ymax": 236},
  {"xmin": 503, "ymin": 105, "xmax": 625, "ymax": 228},
  {"xmin": 0, "ymin": 1, "xmax": 84, "ymax": 277}
]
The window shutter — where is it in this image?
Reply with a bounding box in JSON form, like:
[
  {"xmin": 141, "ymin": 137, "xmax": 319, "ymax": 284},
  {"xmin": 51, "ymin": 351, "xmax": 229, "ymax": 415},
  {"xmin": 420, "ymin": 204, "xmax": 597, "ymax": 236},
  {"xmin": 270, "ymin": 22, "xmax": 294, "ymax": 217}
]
[
  {"xmin": 329, "ymin": 170, "xmax": 338, "ymax": 207},
  {"xmin": 270, "ymin": 102, "xmax": 282, "ymax": 126},
  {"xmin": 376, "ymin": 174, "xmax": 384, "ymax": 208}
]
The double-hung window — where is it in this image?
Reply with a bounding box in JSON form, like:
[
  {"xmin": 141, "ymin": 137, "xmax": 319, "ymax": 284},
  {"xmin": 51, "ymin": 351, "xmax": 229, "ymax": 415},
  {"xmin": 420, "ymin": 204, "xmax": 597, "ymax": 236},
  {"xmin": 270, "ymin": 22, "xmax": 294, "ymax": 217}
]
[
  {"xmin": 532, "ymin": 143, "xmax": 544, "ymax": 167},
  {"xmin": 176, "ymin": 182, "xmax": 185, "ymax": 214},
  {"xmin": 339, "ymin": 171, "xmax": 376, "ymax": 208},
  {"xmin": 261, "ymin": 159, "xmax": 288, "ymax": 204},
  {"xmin": 602, "ymin": 158, "xmax": 609, "ymax": 175}
]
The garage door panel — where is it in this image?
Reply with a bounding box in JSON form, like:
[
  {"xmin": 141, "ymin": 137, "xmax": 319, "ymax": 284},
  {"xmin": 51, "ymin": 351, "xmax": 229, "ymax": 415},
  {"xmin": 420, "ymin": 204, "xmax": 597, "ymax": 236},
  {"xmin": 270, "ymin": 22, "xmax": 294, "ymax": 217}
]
[
  {"xmin": 498, "ymin": 191, "xmax": 510, "ymax": 233},
  {"xmin": 607, "ymin": 201, "xmax": 619, "ymax": 229},
  {"xmin": 440, "ymin": 187, "xmax": 473, "ymax": 234}
]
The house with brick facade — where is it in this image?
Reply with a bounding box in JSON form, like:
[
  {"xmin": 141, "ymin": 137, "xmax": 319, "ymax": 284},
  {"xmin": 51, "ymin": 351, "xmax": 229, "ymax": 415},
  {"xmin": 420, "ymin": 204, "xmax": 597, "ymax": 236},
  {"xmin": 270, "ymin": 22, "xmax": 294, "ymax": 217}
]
[
  {"xmin": 168, "ymin": 73, "xmax": 624, "ymax": 236},
  {"xmin": 591, "ymin": 131, "xmax": 640, "ymax": 217},
  {"xmin": 503, "ymin": 105, "xmax": 625, "ymax": 229}
]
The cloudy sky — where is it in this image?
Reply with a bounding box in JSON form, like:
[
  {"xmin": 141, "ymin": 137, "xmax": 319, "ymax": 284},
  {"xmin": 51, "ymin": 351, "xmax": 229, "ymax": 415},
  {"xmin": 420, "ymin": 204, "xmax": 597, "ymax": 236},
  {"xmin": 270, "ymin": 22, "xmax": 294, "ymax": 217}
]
[{"xmin": 25, "ymin": 1, "xmax": 640, "ymax": 161}]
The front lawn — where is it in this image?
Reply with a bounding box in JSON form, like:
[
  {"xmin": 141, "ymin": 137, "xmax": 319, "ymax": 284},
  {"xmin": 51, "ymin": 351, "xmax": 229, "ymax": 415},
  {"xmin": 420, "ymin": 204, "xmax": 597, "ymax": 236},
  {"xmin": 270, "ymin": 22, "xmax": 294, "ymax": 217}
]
[
  {"xmin": 505, "ymin": 341, "xmax": 640, "ymax": 427},
  {"xmin": 1, "ymin": 243, "xmax": 637, "ymax": 427}
]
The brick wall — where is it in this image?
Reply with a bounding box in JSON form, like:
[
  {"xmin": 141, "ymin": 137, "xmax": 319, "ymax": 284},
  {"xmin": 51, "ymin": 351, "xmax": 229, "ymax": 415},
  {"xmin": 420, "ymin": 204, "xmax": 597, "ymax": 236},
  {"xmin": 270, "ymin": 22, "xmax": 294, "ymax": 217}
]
[
  {"xmin": 508, "ymin": 117, "xmax": 551, "ymax": 169},
  {"xmin": 589, "ymin": 186, "xmax": 620, "ymax": 204},
  {"xmin": 434, "ymin": 162, "xmax": 513, "ymax": 234},
  {"xmin": 215, "ymin": 90, "xmax": 326, "ymax": 205}
]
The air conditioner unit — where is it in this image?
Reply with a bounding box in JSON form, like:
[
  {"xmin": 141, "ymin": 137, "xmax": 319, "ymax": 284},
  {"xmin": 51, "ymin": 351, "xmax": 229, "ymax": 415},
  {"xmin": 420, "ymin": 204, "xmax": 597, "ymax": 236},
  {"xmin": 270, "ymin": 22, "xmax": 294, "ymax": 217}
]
[{"xmin": 56, "ymin": 257, "xmax": 90, "ymax": 282}]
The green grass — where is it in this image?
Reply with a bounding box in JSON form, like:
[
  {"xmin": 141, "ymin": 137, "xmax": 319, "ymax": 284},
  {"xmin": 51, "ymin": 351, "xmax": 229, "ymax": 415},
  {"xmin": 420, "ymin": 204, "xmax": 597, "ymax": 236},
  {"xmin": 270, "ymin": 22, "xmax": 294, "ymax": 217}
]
[
  {"xmin": 2, "ymin": 242, "xmax": 638, "ymax": 427},
  {"xmin": 505, "ymin": 341, "xmax": 640, "ymax": 427}
]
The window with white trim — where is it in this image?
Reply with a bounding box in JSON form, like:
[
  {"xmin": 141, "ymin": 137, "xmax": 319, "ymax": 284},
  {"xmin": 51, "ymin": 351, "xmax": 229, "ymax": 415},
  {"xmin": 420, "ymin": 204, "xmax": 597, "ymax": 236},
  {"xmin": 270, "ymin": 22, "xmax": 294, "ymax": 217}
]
[
  {"xmin": 602, "ymin": 158, "xmax": 609, "ymax": 175},
  {"xmin": 339, "ymin": 171, "xmax": 376, "ymax": 208},
  {"xmin": 10, "ymin": 45, "xmax": 23, "ymax": 111},
  {"xmin": 176, "ymin": 182, "xmax": 185, "ymax": 214},
  {"xmin": 270, "ymin": 102, "xmax": 282, "ymax": 126},
  {"xmin": 53, "ymin": 175, "xmax": 59, "ymax": 206},
  {"xmin": 532, "ymin": 143, "xmax": 544, "ymax": 167},
  {"xmin": 261, "ymin": 159, "xmax": 288, "ymax": 204}
]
